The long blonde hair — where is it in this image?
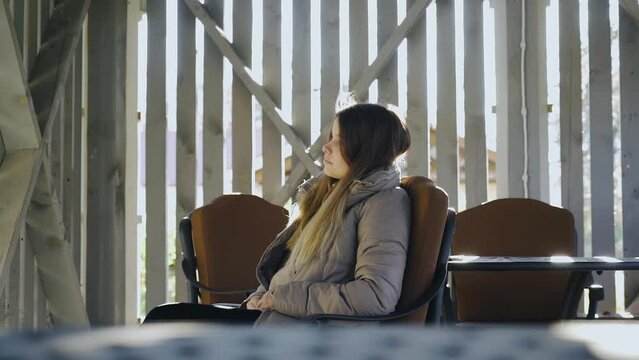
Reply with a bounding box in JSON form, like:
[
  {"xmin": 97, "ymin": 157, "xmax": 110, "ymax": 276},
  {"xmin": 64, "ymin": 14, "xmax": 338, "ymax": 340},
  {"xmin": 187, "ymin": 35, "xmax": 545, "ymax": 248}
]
[{"xmin": 287, "ymin": 103, "xmax": 411, "ymax": 263}]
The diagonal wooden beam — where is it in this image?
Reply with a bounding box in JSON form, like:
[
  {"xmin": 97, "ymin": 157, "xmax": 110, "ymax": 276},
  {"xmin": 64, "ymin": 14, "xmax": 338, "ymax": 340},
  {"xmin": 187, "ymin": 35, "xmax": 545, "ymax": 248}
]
[
  {"xmin": 26, "ymin": 0, "xmax": 92, "ymax": 327},
  {"xmin": 183, "ymin": 0, "xmax": 321, "ymax": 177},
  {"xmin": 29, "ymin": 0, "xmax": 90, "ymax": 136},
  {"xmin": 620, "ymin": 0, "xmax": 639, "ymax": 27},
  {"xmin": 0, "ymin": 2, "xmax": 41, "ymax": 151},
  {"xmin": 0, "ymin": 0, "xmax": 41, "ymax": 299},
  {"xmin": 272, "ymin": 0, "xmax": 434, "ymax": 205},
  {"xmin": 0, "ymin": 0, "xmax": 91, "ymax": 326}
]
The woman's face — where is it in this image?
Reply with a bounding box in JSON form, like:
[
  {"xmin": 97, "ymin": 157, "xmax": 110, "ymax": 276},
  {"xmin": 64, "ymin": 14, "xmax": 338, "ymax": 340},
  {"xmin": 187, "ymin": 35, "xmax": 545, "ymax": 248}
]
[{"xmin": 322, "ymin": 119, "xmax": 350, "ymax": 179}]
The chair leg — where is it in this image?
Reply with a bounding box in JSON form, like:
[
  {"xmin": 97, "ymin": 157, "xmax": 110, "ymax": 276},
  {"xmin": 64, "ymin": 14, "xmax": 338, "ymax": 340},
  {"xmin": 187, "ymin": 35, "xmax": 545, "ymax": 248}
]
[{"xmin": 587, "ymin": 284, "xmax": 604, "ymax": 319}]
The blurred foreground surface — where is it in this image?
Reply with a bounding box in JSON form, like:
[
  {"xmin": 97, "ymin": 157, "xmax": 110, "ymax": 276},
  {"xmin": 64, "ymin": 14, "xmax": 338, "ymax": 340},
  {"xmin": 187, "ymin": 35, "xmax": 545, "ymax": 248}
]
[{"xmin": 0, "ymin": 322, "xmax": 637, "ymax": 359}]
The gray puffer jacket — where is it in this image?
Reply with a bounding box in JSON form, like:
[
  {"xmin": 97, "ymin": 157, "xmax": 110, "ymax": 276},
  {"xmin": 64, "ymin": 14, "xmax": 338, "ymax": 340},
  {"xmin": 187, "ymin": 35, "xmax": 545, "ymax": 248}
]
[{"xmin": 247, "ymin": 166, "xmax": 410, "ymax": 325}]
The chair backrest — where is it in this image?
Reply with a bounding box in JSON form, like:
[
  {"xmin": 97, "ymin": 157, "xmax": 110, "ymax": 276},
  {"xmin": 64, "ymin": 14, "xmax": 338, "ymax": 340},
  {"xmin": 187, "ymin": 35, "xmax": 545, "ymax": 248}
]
[
  {"xmin": 451, "ymin": 198, "xmax": 576, "ymax": 321},
  {"xmin": 188, "ymin": 194, "xmax": 288, "ymax": 304},
  {"xmin": 393, "ymin": 176, "xmax": 450, "ymax": 323}
]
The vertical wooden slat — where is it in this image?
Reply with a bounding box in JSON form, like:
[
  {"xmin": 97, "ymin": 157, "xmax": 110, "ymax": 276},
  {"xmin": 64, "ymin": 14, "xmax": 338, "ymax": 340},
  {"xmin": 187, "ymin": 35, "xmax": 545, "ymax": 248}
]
[
  {"xmin": 145, "ymin": 0, "xmax": 167, "ymax": 311},
  {"xmin": 72, "ymin": 35, "xmax": 84, "ymax": 294},
  {"xmin": 436, "ymin": 0, "xmax": 457, "ymax": 208},
  {"xmin": 463, "ymin": 0, "xmax": 486, "ymax": 208},
  {"xmin": 619, "ymin": 5, "xmax": 639, "ymax": 309},
  {"xmin": 0, "ymin": 279, "xmax": 5, "ymax": 327},
  {"xmin": 62, "ymin": 58, "xmax": 74, "ymax": 277},
  {"xmin": 406, "ymin": 0, "xmax": 428, "ymax": 177},
  {"xmin": 7, "ymin": 243, "xmax": 19, "ymax": 327},
  {"xmin": 588, "ymin": 0, "xmax": 616, "ymax": 313},
  {"xmin": 320, "ymin": 0, "xmax": 339, "ymax": 129},
  {"xmin": 50, "ymin": 82, "xmax": 64, "ymax": 210},
  {"xmin": 34, "ymin": 262, "xmax": 48, "ymax": 327},
  {"xmin": 493, "ymin": 0, "xmax": 524, "ymax": 198},
  {"xmin": 524, "ymin": 1, "xmax": 549, "ymax": 202},
  {"xmin": 176, "ymin": 0, "xmax": 196, "ymax": 302},
  {"xmin": 559, "ymin": 0, "xmax": 583, "ymax": 256},
  {"xmin": 262, "ymin": 0, "xmax": 282, "ymax": 201},
  {"xmin": 71, "ymin": 39, "xmax": 80, "ymax": 280},
  {"xmin": 39, "ymin": 0, "xmax": 50, "ymax": 47},
  {"xmin": 124, "ymin": 0, "xmax": 139, "ymax": 323},
  {"xmin": 292, "ymin": 0, "xmax": 311, "ymax": 172},
  {"xmin": 377, "ymin": 0, "xmax": 398, "ymax": 106},
  {"xmin": 232, "ymin": 0, "xmax": 253, "ymax": 194},
  {"xmin": 19, "ymin": 235, "xmax": 34, "ymax": 328},
  {"xmin": 349, "ymin": 0, "xmax": 368, "ymax": 100},
  {"xmin": 202, "ymin": 0, "xmax": 224, "ymax": 204},
  {"xmin": 12, "ymin": 0, "xmax": 23, "ymax": 52},
  {"xmin": 24, "ymin": 0, "xmax": 37, "ymax": 74}
]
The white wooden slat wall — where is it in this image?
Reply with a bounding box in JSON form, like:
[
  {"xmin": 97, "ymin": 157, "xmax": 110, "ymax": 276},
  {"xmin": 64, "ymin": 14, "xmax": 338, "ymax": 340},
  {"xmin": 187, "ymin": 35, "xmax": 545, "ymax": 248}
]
[
  {"xmin": 202, "ymin": 0, "xmax": 224, "ymax": 204},
  {"xmin": 176, "ymin": 0, "xmax": 196, "ymax": 303},
  {"xmin": 588, "ymin": 0, "xmax": 616, "ymax": 314},
  {"xmin": 559, "ymin": 0, "xmax": 584, "ymax": 257},
  {"xmin": 262, "ymin": 0, "xmax": 283, "ymax": 202},
  {"xmin": 232, "ymin": 0, "xmax": 254, "ymax": 194},
  {"xmin": 436, "ymin": 0, "xmax": 458, "ymax": 209},
  {"xmin": 163, "ymin": 0, "xmax": 639, "ymax": 317},
  {"xmin": 619, "ymin": 5, "xmax": 639, "ymax": 308},
  {"xmin": 145, "ymin": 0, "xmax": 168, "ymax": 311},
  {"xmin": 463, "ymin": 0, "xmax": 486, "ymax": 208},
  {"xmin": 406, "ymin": 0, "xmax": 428, "ymax": 178}
]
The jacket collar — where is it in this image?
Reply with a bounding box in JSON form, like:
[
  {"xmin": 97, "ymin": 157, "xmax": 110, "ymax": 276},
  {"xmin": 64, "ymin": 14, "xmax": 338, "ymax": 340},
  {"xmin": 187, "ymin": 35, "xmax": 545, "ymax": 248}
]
[{"xmin": 296, "ymin": 166, "xmax": 401, "ymax": 209}]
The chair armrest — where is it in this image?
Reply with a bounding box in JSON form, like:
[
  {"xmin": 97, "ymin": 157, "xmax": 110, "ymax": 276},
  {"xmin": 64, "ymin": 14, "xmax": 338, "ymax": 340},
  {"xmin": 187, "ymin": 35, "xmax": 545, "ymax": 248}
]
[
  {"xmin": 181, "ymin": 259, "xmax": 256, "ymax": 296},
  {"xmin": 213, "ymin": 303, "xmax": 242, "ymax": 310},
  {"xmin": 305, "ymin": 270, "xmax": 447, "ymax": 324}
]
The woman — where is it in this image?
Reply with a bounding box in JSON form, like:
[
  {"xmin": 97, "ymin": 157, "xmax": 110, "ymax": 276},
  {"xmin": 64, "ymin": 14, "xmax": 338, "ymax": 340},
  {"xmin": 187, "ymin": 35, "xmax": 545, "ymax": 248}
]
[
  {"xmin": 243, "ymin": 102, "xmax": 411, "ymax": 325},
  {"xmin": 143, "ymin": 102, "xmax": 411, "ymax": 325}
]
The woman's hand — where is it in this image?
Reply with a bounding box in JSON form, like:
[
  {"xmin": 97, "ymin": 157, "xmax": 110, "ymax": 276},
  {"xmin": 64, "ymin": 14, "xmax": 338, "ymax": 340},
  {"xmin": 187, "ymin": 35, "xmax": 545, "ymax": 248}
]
[
  {"xmin": 257, "ymin": 291, "xmax": 274, "ymax": 311},
  {"xmin": 245, "ymin": 296, "xmax": 262, "ymax": 310}
]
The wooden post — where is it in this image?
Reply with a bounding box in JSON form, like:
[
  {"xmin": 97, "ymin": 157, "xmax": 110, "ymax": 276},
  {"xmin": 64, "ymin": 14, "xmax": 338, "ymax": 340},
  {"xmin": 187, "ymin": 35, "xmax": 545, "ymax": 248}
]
[
  {"xmin": 463, "ymin": 0, "xmax": 487, "ymax": 208},
  {"xmin": 145, "ymin": 0, "xmax": 167, "ymax": 312},
  {"xmin": 377, "ymin": 0, "xmax": 398, "ymax": 107},
  {"xmin": 619, "ymin": 4, "xmax": 639, "ymax": 310},
  {"xmin": 232, "ymin": 0, "xmax": 253, "ymax": 194},
  {"xmin": 559, "ymin": 0, "xmax": 583, "ymax": 256},
  {"xmin": 176, "ymin": 0, "xmax": 195, "ymax": 302},
  {"xmin": 406, "ymin": 0, "xmax": 428, "ymax": 178},
  {"xmin": 436, "ymin": 0, "xmax": 458, "ymax": 208},
  {"xmin": 588, "ymin": 0, "xmax": 616, "ymax": 314},
  {"xmin": 262, "ymin": 0, "xmax": 282, "ymax": 202},
  {"xmin": 86, "ymin": 0, "xmax": 132, "ymax": 324},
  {"xmin": 202, "ymin": 0, "xmax": 224, "ymax": 204}
]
